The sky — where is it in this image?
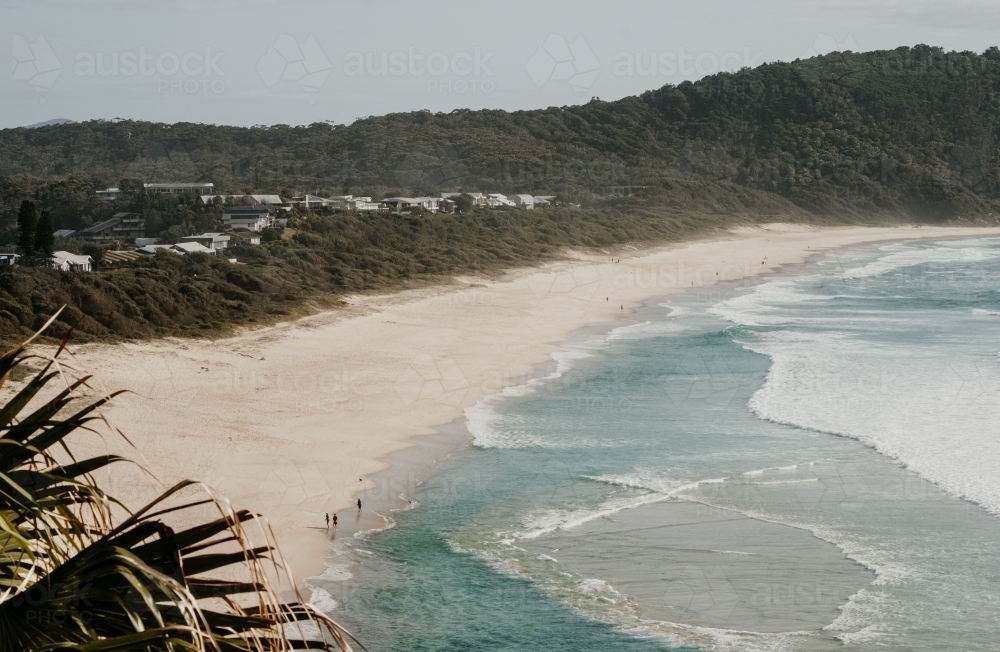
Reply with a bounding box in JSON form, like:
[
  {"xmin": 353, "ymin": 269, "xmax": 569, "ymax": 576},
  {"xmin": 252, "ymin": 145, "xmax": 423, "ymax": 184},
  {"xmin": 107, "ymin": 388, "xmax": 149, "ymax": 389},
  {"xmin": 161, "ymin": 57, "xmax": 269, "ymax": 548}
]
[{"xmin": 3, "ymin": 0, "xmax": 1000, "ymax": 129}]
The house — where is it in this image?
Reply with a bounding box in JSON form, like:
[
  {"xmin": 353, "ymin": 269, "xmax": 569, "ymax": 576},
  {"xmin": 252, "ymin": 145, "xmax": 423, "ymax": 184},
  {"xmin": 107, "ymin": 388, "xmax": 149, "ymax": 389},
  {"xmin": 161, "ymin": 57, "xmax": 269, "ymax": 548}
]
[
  {"xmin": 199, "ymin": 194, "xmax": 284, "ymax": 206},
  {"xmin": 103, "ymin": 250, "xmax": 143, "ymax": 265},
  {"xmin": 95, "ymin": 187, "xmax": 120, "ymax": 201},
  {"xmin": 228, "ymin": 231, "xmax": 261, "ymax": 245},
  {"xmin": 223, "ymin": 206, "xmax": 275, "ymax": 232},
  {"xmin": 441, "ymin": 192, "xmax": 489, "ymax": 207},
  {"xmin": 180, "ymin": 233, "xmax": 230, "ymax": 252},
  {"xmin": 135, "ymin": 238, "xmax": 161, "ymax": 247},
  {"xmin": 533, "ymin": 195, "xmax": 556, "ymax": 206},
  {"xmin": 286, "ymin": 194, "xmax": 330, "ymax": 210},
  {"xmin": 486, "ymin": 193, "xmax": 515, "ymax": 208},
  {"xmin": 52, "ymin": 251, "xmax": 93, "ymax": 272},
  {"xmin": 171, "ymin": 242, "xmax": 216, "ymax": 255},
  {"xmin": 510, "ymin": 194, "xmax": 535, "ymax": 209},
  {"xmin": 144, "ymin": 182, "xmax": 214, "ymax": 194},
  {"xmin": 77, "ymin": 213, "xmax": 145, "ymax": 242},
  {"xmin": 0, "ymin": 254, "xmax": 19, "ymax": 266},
  {"xmin": 53, "ymin": 229, "xmax": 77, "ymax": 238},
  {"xmin": 136, "ymin": 244, "xmax": 177, "ymax": 256},
  {"xmin": 380, "ymin": 197, "xmax": 441, "ymax": 213},
  {"xmin": 327, "ymin": 195, "xmax": 382, "ymax": 211},
  {"xmin": 136, "ymin": 243, "xmax": 215, "ymax": 256}
]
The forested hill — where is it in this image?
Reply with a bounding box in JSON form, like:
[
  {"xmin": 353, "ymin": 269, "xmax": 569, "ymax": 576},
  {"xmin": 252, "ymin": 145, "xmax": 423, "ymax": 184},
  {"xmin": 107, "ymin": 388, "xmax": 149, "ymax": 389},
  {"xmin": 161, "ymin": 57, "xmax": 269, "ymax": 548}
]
[{"xmin": 4, "ymin": 44, "xmax": 1000, "ymax": 228}]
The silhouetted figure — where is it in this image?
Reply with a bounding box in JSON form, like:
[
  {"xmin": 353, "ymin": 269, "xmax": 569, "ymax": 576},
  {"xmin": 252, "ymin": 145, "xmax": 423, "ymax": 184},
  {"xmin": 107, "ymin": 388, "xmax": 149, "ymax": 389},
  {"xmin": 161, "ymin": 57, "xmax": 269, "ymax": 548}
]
[
  {"xmin": 357, "ymin": 498, "xmax": 362, "ymax": 512},
  {"xmin": 333, "ymin": 514, "xmax": 338, "ymax": 526},
  {"xmin": 325, "ymin": 513, "xmax": 329, "ymax": 528}
]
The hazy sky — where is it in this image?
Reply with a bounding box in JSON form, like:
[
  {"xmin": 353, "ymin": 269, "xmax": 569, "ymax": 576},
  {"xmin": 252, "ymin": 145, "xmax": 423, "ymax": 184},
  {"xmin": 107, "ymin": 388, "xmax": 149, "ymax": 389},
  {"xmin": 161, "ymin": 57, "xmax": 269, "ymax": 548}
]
[{"xmin": 3, "ymin": 0, "xmax": 1000, "ymax": 129}]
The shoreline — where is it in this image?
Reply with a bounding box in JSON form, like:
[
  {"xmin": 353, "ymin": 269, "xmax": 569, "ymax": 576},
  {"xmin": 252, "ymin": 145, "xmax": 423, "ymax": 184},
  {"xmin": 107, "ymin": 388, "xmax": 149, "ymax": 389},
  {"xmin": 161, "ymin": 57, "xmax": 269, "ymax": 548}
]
[{"xmin": 57, "ymin": 223, "xmax": 1000, "ymax": 586}]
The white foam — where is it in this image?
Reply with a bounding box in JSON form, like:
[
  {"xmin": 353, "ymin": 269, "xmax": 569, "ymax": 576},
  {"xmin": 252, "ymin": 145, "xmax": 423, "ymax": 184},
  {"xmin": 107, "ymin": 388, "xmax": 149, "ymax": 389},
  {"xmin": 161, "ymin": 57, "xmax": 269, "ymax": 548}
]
[
  {"xmin": 745, "ymin": 327, "xmax": 1000, "ymax": 516},
  {"xmin": 307, "ymin": 587, "xmax": 338, "ymax": 614},
  {"xmin": 840, "ymin": 243, "xmax": 1000, "ymax": 279},
  {"xmin": 466, "ymin": 341, "xmax": 598, "ymax": 449},
  {"xmin": 709, "ymin": 279, "xmax": 827, "ymax": 327},
  {"xmin": 606, "ymin": 320, "xmax": 686, "ymax": 341},
  {"xmin": 516, "ymin": 491, "xmax": 670, "ymax": 539}
]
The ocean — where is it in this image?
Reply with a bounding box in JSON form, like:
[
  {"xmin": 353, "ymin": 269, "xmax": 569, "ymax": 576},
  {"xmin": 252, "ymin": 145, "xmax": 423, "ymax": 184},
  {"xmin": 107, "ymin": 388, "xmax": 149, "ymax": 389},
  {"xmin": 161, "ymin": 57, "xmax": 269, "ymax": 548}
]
[{"xmin": 309, "ymin": 237, "xmax": 1000, "ymax": 651}]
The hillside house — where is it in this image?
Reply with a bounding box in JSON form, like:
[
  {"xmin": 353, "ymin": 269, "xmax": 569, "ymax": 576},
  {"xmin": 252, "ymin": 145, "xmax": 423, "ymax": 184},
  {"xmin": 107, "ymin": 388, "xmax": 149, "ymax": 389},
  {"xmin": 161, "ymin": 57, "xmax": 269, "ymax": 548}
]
[
  {"xmin": 287, "ymin": 195, "xmax": 330, "ymax": 210},
  {"xmin": 223, "ymin": 206, "xmax": 275, "ymax": 231},
  {"xmin": 0, "ymin": 254, "xmax": 19, "ymax": 266},
  {"xmin": 511, "ymin": 194, "xmax": 535, "ymax": 209},
  {"xmin": 144, "ymin": 183, "xmax": 214, "ymax": 194},
  {"xmin": 229, "ymin": 231, "xmax": 262, "ymax": 245},
  {"xmin": 199, "ymin": 194, "xmax": 283, "ymax": 206},
  {"xmin": 180, "ymin": 233, "xmax": 230, "ymax": 252},
  {"xmin": 328, "ymin": 195, "xmax": 382, "ymax": 211},
  {"xmin": 52, "ymin": 251, "xmax": 93, "ymax": 272},
  {"xmin": 486, "ymin": 194, "xmax": 515, "ymax": 208},
  {"xmin": 441, "ymin": 192, "xmax": 489, "ymax": 207},
  {"xmin": 77, "ymin": 213, "xmax": 145, "ymax": 242},
  {"xmin": 95, "ymin": 187, "xmax": 120, "ymax": 200},
  {"xmin": 381, "ymin": 197, "xmax": 440, "ymax": 213}
]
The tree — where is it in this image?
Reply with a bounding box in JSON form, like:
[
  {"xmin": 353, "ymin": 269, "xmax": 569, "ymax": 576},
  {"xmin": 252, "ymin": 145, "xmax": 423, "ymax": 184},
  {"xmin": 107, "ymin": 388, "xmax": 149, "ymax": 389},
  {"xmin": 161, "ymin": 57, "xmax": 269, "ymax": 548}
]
[
  {"xmin": 118, "ymin": 177, "xmax": 144, "ymax": 193},
  {"xmin": 34, "ymin": 209, "xmax": 55, "ymax": 258},
  {"xmin": 0, "ymin": 313, "xmax": 359, "ymax": 652},
  {"xmin": 454, "ymin": 193, "xmax": 474, "ymax": 213},
  {"xmin": 17, "ymin": 199, "xmax": 37, "ymax": 256}
]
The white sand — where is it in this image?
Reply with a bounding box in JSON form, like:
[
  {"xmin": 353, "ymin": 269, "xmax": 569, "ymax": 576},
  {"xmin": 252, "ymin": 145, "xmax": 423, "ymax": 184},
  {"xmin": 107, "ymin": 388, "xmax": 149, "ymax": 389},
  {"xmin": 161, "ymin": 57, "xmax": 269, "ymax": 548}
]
[{"xmin": 51, "ymin": 224, "xmax": 1000, "ymax": 584}]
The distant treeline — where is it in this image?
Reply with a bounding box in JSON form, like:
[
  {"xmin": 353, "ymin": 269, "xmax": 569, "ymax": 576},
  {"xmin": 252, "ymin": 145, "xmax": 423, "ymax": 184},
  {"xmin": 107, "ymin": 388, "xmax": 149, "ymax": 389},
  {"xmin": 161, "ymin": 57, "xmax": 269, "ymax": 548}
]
[{"xmin": 3, "ymin": 45, "xmax": 1000, "ymax": 238}]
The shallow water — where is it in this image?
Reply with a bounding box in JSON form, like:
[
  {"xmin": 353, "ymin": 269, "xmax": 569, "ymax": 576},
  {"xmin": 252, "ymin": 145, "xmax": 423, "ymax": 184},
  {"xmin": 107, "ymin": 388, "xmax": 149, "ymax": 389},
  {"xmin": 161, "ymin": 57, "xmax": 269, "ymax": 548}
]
[{"xmin": 312, "ymin": 237, "xmax": 1000, "ymax": 651}]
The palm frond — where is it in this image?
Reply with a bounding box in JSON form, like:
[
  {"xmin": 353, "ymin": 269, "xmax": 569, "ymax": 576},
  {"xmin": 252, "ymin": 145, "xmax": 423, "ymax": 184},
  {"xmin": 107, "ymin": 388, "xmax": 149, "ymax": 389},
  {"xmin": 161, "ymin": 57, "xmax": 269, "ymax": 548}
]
[{"xmin": 0, "ymin": 312, "xmax": 360, "ymax": 652}]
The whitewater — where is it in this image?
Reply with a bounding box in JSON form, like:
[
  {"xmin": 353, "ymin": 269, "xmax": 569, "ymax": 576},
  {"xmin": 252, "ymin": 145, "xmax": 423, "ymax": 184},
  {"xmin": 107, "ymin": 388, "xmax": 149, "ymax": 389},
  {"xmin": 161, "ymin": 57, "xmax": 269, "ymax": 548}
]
[{"xmin": 312, "ymin": 237, "xmax": 1000, "ymax": 652}]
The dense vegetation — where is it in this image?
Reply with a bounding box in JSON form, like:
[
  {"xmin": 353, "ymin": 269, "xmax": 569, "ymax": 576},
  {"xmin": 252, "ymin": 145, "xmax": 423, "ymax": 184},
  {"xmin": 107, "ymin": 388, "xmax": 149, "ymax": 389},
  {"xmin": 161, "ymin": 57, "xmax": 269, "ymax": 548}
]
[{"xmin": 1, "ymin": 44, "xmax": 999, "ymax": 342}]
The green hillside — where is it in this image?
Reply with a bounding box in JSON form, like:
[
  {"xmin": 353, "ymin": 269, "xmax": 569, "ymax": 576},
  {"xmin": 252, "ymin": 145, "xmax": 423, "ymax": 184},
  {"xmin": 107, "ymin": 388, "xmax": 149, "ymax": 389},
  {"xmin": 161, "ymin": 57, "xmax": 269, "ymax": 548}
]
[{"xmin": 1, "ymin": 44, "xmax": 998, "ymax": 342}]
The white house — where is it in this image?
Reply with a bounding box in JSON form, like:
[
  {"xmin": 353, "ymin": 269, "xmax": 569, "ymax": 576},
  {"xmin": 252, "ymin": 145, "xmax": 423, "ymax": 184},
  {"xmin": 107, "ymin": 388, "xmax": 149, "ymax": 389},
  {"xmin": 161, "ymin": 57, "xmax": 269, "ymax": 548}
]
[
  {"xmin": 0, "ymin": 254, "xmax": 19, "ymax": 266},
  {"xmin": 171, "ymin": 242, "xmax": 216, "ymax": 255},
  {"xmin": 52, "ymin": 251, "xmax": 93, "ymax": 272},
  {"xmin": 180, "ymin": 233, "xmax": 230, "ymax": 252},
  {"xmin": 53, "ymin": 229, "xmax": 77, "ymax": 238},
  {"xmin": 286, "ymin": 194, "xmax": 330, "ymax": 210},
  {"xmin": 229, "ymin": 231, "xmax": 262, "ymax": 245},
  {"xmin": 223, "ymin": 207, "xmax": 275, "ymax": 232},
  {"xmin": 327, "ymin": 195, "xmax": 382, "ymax": 211},
  {"xmin": 533, "ymin": 195, "xmax": 556, "ymax": 206},
  {"xmin": 381, "ymin": 197, "xmax": 440, "ymax": 213},
  {"xmin": 95, "ymin": 187, "xmax": 120, "ymax": 201},
  {"xmin": 144, "ymin": 183, "xmax": 214, "ymax": 194},
  {"xmin": 441, "ymin": 192, "xmax": 489, "ymax": 207},
  {"xmin": 510, "ymin": 194, "xmax": 535, "ymax": 209},
  {"xmin": 136, "ymin": 244, "xmax": 177, "ymax": 256},
  {"xmin": 486, "ymin": 193, "xmax": 515, "ymax": 208},
  {"xmin": 199, "ymin": 194, "xmax": 283, "ymax": 206}
]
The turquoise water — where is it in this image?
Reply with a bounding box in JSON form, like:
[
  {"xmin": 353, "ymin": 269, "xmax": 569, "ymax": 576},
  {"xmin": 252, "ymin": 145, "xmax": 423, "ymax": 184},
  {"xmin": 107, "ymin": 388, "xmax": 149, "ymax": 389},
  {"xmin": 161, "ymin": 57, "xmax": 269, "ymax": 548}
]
[{"xmin": 312, "ymin": 238, "xmax": 1000, "ymax": 651}]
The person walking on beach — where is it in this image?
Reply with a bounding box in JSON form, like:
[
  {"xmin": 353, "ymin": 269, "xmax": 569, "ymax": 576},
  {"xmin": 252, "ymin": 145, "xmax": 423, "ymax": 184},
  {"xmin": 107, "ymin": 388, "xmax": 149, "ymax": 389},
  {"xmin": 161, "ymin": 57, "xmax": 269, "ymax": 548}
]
[
  {"xmin": 357, "ymin": 498, "xmax": 362, "ymax": 512},
  {"xmin": 333, "ymin": 513, "xmax": 338, "ymax": 527},
  {"xmin": 325, "ymin": 513, "xmax": 329, "ymax": 529}
]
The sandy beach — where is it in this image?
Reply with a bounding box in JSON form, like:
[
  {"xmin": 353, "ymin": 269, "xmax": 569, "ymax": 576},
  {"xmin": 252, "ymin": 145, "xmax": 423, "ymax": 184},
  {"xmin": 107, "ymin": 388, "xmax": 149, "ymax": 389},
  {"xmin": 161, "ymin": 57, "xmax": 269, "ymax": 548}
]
[{"xmin": 50, "ymin": 223, "xmax": 1000, "ymax": 584}]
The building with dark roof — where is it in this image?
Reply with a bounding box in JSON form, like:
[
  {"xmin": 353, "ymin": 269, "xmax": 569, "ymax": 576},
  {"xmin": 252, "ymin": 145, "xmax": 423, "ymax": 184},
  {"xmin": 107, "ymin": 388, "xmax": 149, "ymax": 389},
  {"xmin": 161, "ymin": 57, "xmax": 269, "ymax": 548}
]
[{"xmin": 77, "ymin": 213, "xmax": 145, "ymax": 241}]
